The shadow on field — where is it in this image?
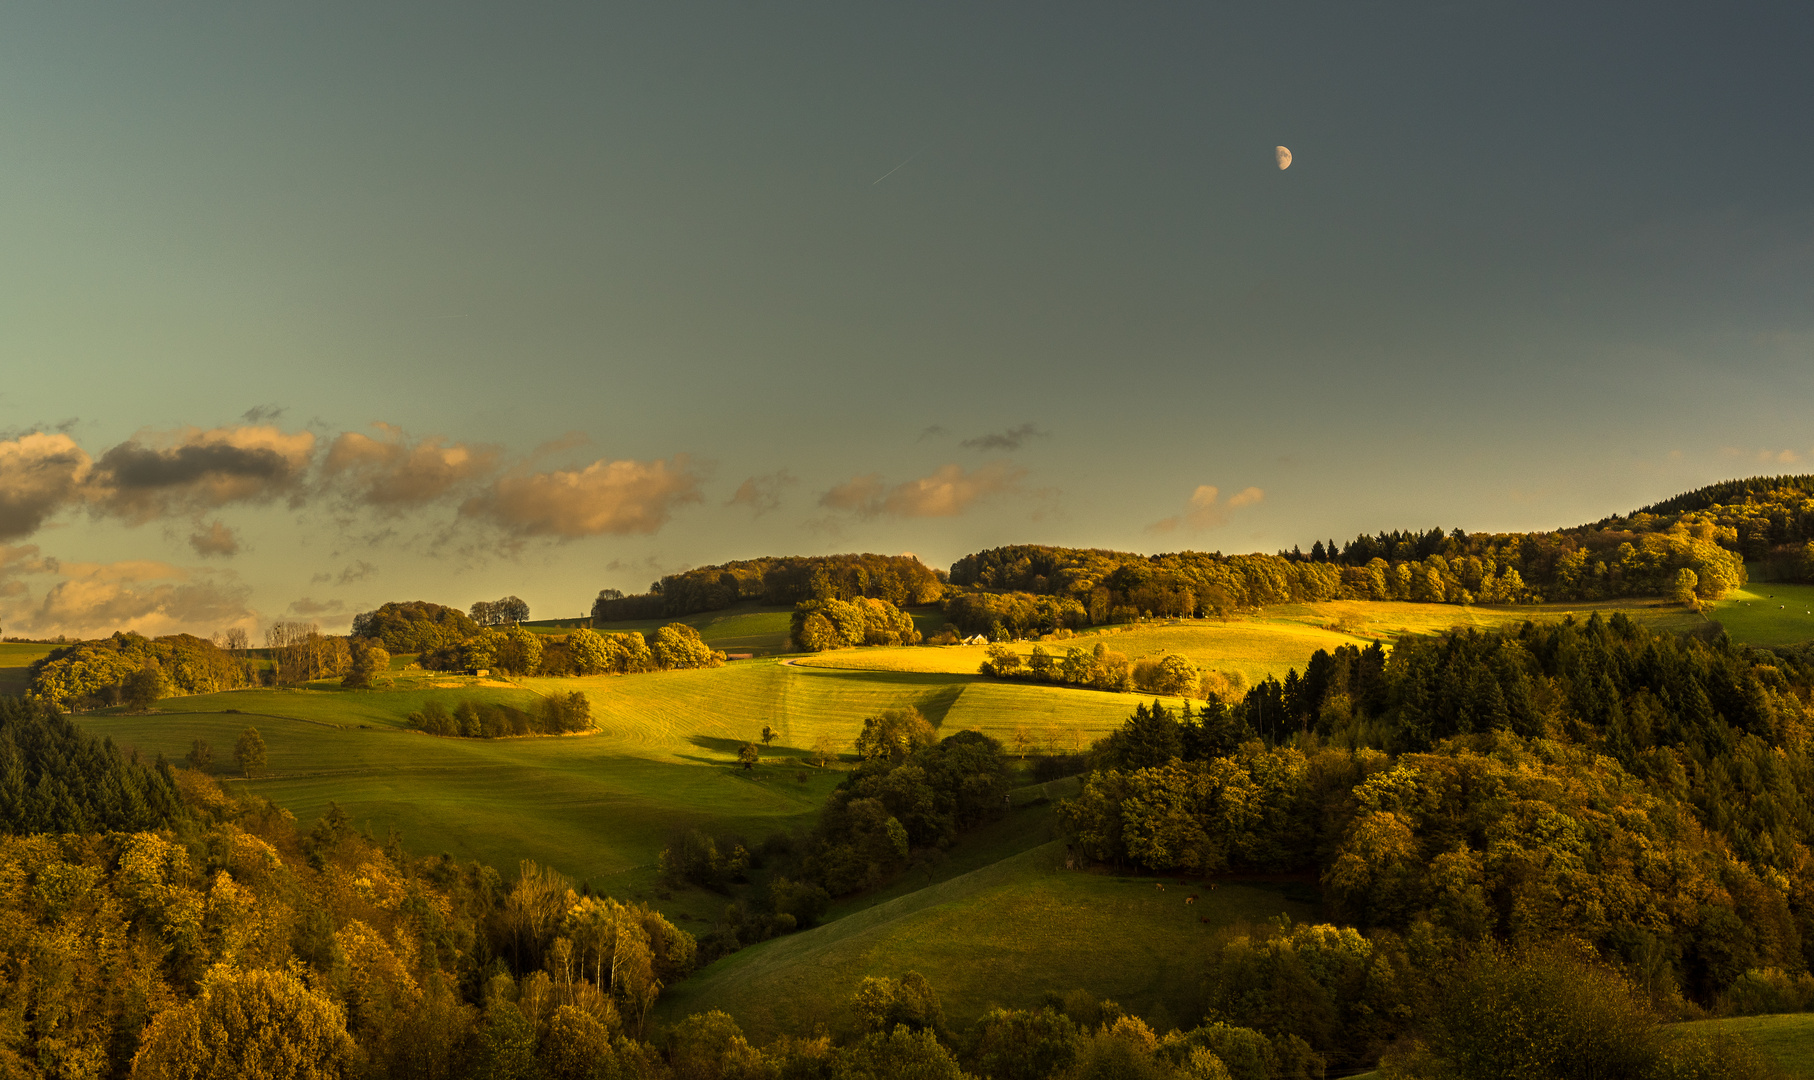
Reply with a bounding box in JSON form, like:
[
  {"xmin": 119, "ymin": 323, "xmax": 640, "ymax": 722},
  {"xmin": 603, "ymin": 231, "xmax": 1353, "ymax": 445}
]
[{"xmin": 680, "ymin": 735, "xmax": 818, "ymax": 764}]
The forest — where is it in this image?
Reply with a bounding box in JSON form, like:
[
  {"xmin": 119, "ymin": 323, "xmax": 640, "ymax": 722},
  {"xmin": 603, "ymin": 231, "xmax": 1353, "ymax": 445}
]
[{"xmin": 591, "ymin": 554, "xmax": 943, "ymax": 623}]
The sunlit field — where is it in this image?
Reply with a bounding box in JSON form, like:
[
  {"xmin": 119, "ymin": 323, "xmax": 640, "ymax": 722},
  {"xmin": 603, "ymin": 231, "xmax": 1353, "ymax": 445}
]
[
  {"xmin": 659, "ymin": 828, "xmax": 1318, "ymax": 1040},
  {"xmin": 1711, "ymin": 583, "xmax": 1814, "ymax": 647}
]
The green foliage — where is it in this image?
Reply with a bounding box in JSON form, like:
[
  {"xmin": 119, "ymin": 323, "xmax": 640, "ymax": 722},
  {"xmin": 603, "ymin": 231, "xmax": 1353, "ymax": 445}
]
[
  {"xmin": 0, "ymin": 696, "xmax": 182, "ymax": 833},
  {"xmin": 406, "ymin": 694, "xmax": 589, "ymax": 739},
  {"xmin": 792, "ymin": 597, "xmax": 923, "ymax": 651},
  {"xmin": 596, "ymin": 553, "xmax": 943, "ymax": 623},
  {"xmin": 652, "ymin": 623, "xmax": 726, "ymax": 670},
  {"xmin": 807, "ymin": 729, "xmax": 1010, "ymax": 895},
  {"xmin": 29, "ymin": 631, "xmax": 251, "ymax": 709},
  {"xmin": 234, "ymin": 726, "xmax": 268, "ymax": 777},
  {"xmin": 850, "ymin": 972, "xmax": 943, "ymax": 1034},
  {"xmin": 659, "ymin": 829, "xmax": 749, "ymax": 893},
  {"xmin": 1379, "ymin": 946, "xmax": 1741, "ymax": 1080},
  {"xmin": 949, "ymin": 520, "xmax": 1747, "ymax": 628},
  {"xmin": 982, "ymin": 640, "xmax": 1136, "ymax": 693},
  {"xmin": 132, "ymin": 966, "xmax": 360, "ymax": 1080},
  {"xmin": 343, "ymin": 639, "xmax": 393, "ymax": 690},
  {"xmin": 352, "ymin": 600, "xmax": 480, "ymax": 654},
  {"xmin": 854, "ymin": 707, "xmax": 937, "ymax": 764}
]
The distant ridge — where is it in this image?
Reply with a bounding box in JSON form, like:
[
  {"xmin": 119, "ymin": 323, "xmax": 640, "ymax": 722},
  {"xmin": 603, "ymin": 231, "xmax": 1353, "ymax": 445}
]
[{"xmin": 1630, "ymin": 474, "xmax": 1814, "ymax": 518}]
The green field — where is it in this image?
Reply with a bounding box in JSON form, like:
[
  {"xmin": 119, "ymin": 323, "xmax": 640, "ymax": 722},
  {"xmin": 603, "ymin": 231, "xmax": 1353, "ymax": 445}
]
[
  {"xmin": 658, "ymin": 834, "xmax": 1318, "ymax": 1041},
  {"xmin": 1712, "ymin": 584, "xmax": 1814, "ymax": 647},
  {"xmin": 1672, "ymin": 1013, "xmax": 1814, "ymax": 1077},
  {"xmin": 78, "ymin": 707, "xmax": 836, "ymax": 908},
  {"xmin": 0, "ymin": 642, "xmax": 55, "ymax": 697}
]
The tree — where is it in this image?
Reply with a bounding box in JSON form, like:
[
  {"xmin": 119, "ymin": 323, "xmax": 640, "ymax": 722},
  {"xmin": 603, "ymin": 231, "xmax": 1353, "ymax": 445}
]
[
  {"xmin": 132, "ymin": 966, "xmax": 358, "ymax": 1080},
  {"xmin": 1672, "ymin": 567, "xmax": 1700, "ymax": 606},
  {"xmin": 472, "ymin": 596, "xmax": 530, "ymax": 627},
  {"xmin": 760, "ymin": 725, "xmax": 777, "ymax": 746},
  {"xmin": 186, "ymin": 738, "xmax": 213, "ymax": 772},
  {"xmin": 343, "ymin": 639, "xmax": 393, "ymax": 690},
  {"xmin": 650, "ymin": 624, "xmax": 720, "ymax": 670},
  {"xmin": 235, "ymin": 727, "xmax": 268, "ymax": 778},
  {"xmin": 738, "ymin": 743, "xmax": 760, "ymax": 770},
  {"xmin": 568, "ymin": 628, "xmax": 611, "ymax": 675},
  {"xmin": 795, "ymin": 612, "xmax": 837, "ymax": 652},
  {"xmin": 854, "ymin": 708, "xmax": 937, "ymax": 763},
  {"xmin": 123, "ymin": 663, "xmax": 168, "ymax": 711}
]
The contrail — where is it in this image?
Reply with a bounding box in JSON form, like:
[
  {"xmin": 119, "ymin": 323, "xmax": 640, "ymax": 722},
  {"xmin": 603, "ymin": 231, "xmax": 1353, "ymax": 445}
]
[{"xmin": 872, "ymin": 147, "xmax": 927, "ymax": 185}]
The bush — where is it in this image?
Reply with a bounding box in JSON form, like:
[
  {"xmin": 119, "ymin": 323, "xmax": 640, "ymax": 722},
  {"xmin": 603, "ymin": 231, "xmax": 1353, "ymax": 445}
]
[
  {"xmin": 1384, "ymin": 947, "xmax": 1662, "ymax": 1080},
  {"xmin": 1718, "ymin": 967, "xmax": 1814, "ymax": 1016}
]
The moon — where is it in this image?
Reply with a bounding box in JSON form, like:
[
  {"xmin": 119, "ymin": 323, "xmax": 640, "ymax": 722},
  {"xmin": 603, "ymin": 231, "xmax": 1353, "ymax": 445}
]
[{"xmin": 1276, "ymin": 146, "xmax": 1292, "ymax": 170}]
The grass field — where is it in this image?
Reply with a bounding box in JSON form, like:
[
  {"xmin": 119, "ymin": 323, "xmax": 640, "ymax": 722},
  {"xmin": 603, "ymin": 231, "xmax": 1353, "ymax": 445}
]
[
  {"xmin": 75, "ymin": 657, "xmax": 1148, "ymax": 894},
  {"xmin": 0, "ymin": 642, "xmax": 54, "ymax": 696},
  {"xmin": 795, "ymin": 599, "xmax": 1709, "ymax": 685},
  {"xmin": 78, "ymin": 707, "xmax": 837, "ymax": 904},
  {"xmin": 1712, "ymin": 584, "xmax": 1814, "ymax": 647},
  {"xmin": 1671, "ymin": 1013, "xmax": 1814, "ymax": 1077},
  {"xmin": 657, "ymin": 834, "xmax": 1318, "ymax": 1040}
]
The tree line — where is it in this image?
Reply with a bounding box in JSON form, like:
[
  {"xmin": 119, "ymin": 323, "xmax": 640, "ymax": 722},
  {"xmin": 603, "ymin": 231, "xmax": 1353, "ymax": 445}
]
[
  {"xmin": 353, "ymin": 601, "xmax": 727, "ymax": 678},
  {"xmin": 978, "ymin": 641, "xmax": 1225, "ymax": 699},
  {"xmin": 592, "ymin": 553, "xmax": 943, "ymax": 623},
  {"xmin": 407, "ymin": 693, "xmax": 593, "ymax": 738},
  {"xmin": 946, "ymin": 524, "xmax": 1742, "ymax": 635}
]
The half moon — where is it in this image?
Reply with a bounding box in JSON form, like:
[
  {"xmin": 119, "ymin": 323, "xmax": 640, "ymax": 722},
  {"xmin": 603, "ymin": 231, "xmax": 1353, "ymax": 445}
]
[{"xmin": 1276, "ymin": 146, "xmax": 1292, "ymax": 170}]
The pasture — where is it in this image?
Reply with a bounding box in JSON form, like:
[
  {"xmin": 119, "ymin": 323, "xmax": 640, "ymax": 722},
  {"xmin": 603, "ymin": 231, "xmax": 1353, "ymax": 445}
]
[
  {"xmin": 78, "ymin": 707, "xmax": 837, "ymax": 906},
  {"xmin": 657, "ymin": 836, "xmax": 1318, "ymax": 1040},
  {"xmin": 77, "ymin": 658, "xmax": 1151, "ymax": 899},
  {"xmin": 0, "ymin": 641, "xmax": 55, "ymax": 697},
  {"xmin": 797, "ymin": 598, "xmax": 1706, "ymax": 685},
  {"xmin": 1712, "ymin": 584, "xmax": 1814, "ymax": 647},
  {"xmin": 1672, "ymin": 1013, "xmax": 1814, "ymax": 1077}
]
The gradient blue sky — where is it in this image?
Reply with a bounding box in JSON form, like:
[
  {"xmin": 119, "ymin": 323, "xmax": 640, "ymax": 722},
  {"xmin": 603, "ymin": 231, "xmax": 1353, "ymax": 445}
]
[{"xmin": 2, "ymin": 2, "xmax": 1812, "ymax": 636}]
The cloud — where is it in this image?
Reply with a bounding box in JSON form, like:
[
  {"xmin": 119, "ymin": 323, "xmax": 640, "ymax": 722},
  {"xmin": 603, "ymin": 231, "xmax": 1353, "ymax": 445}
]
[
  {"xmin": 728, "ymin": 470, "xmax": 797, "ymax": 517},
  {"xmin": 819, "ymin": 473, "xmax": 887, "ymax": 514},
  {"xmin": 8, "ymin": 560, "xmax": 254, "ymax": 638},
  {"xmin": 820, "ymin": 463, "xmax": 1026, "ymax": 519},
  {"xmin": 288, "ymin": 597, "xmax": 346, "ymax": 617},
  {"xmin": 460, "ymin": 455, "xmax": 704, "ymax": 538},
  {"xmin": 1718, "ymin": 446, "xmax": 1808, "ymax": 465},
  {"xmin": 188, "ymin": 520, "xmax": 241, "ymax": 558},
  {"xmin": 1146, "ymin": 484, "xmax": 1265, "ymax": 535},
  {"xmin": 89, "ymin": 424, "xmax": 317, "ymax": 524},
  {"xmin": 0, "ymin": 432, "xmax": 93, "ymax": 541},
  {"xmin": 322, "ymin": 425, "xmax": 501, "ymax": 510},
  {"xmin": 337, "ymin": 560, "xmax": 377, "ymax": 584},
  {"xmin": 918, "ymin": 425, "xmax": 948, "ymax": 441},
  {"xmin": 960, "ymin": 423, "xmax": 1048, "ymax": 452},
  {"xmin": 241, "ymin": 403, "xmax": 286, "ymax": 424}
]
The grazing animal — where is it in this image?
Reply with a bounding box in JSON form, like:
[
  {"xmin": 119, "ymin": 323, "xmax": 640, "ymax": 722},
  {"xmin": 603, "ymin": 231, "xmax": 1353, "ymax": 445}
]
[
  {"xmin": 1155, "ymin": 882, "xmax": 1165, "ymax": 891},
  {"xmin": 1200, "ymin": 916, "xmax": 1211, "ymax": 923},
  {"xmin": 1208, "ymin": 882, "xmax": 1218, "ymax": 891},
  {"xmin": 1186, "ymin": 894, "xmax": 1198, "ymax": 905}
]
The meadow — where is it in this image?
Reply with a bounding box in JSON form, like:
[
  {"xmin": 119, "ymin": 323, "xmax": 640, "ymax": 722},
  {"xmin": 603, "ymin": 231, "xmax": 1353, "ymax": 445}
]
[
  {"xmin": 0, "ymin": 642, "xmax": 54, "ymax": 696},
  {"xmin": 1670, "ymin": 1013, "xmax": 1814, "ymax": 1077},
  {"xmin": 657, "ymin": 833, "xmax": 1319, "ymax": 1041},
  {"xmin": 1710, "ymin": 583, "xmax": 1814, "ymax": 647}
]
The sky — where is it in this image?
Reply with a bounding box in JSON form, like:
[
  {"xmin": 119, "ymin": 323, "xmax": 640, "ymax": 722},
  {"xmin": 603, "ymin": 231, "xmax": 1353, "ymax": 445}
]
[{"xmin": 2, "ymin": 2, "xmax": 1812, "ymax": 638}]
